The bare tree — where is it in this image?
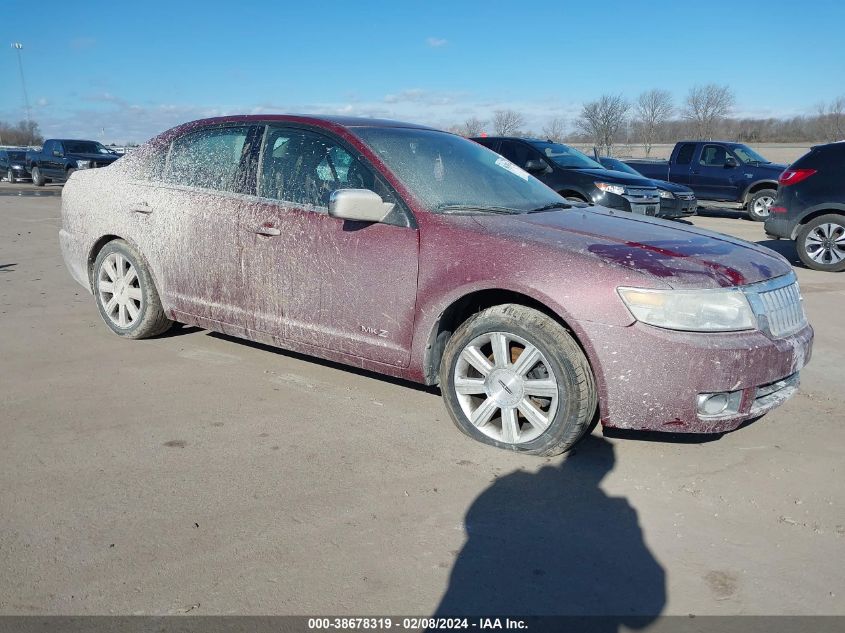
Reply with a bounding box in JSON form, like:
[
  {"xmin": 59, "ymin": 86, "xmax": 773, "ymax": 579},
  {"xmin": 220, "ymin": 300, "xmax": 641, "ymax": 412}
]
[
  {"xmin": 492, "ymin": 109, "xmax": 525, "ymax": 136},
  {"xmin": 460, "ymin": 116, "xmax": 486, "ymax": 137},
  {"xmin": 634, "ymin": 89, "xmax": 673, "ymax": 156},
  {"xmin": 541, "ymin": 117, "xmax": 567, "ymax": 142},
  {"xmin": 683, "ymin": 84, "xmax": 735, "ymax": 140},
  {"xmin": 0, "ymin": 119, "xmax": 43, "ymax": 146},
  {"xmin": 815, "ymin": 96, "xmax": 845, "ymax": 141},
  {"xmin": 575, "ymin": 95, "xmax": 629, "ymax": 156}
]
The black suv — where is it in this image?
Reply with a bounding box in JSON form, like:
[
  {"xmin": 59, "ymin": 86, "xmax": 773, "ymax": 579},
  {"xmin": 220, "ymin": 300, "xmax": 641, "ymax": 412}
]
[
  {"xmin": 473, "ymin": 137, "xmax": 660, "ymax": 216},
  {"xmin": 764, "ymin": 141, "xmax": 845, "ymax": 272},
  {"xmin": 0, "ymin": 148, "xmax": 30, "ymax": 183}
]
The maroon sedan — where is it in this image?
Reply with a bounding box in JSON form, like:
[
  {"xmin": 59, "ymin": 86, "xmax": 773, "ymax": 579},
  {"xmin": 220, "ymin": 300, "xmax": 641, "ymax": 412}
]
[{"xmin": 59, "ymin": 115, "xmax": 812, "ymax": 455}]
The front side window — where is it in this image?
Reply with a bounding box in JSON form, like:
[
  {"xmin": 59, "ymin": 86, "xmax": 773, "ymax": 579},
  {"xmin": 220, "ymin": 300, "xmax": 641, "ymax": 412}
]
[
  {"xmin": 260, "ymin": 127, "xmax": 391, "ymax": 208},
  {"xmin": 353, "ymin": 127, "xmax": 564, "ymax": 213},
  {"xmin": 700, "ymin": 145, "xmax": 728, "ymax": 167},
  {"xmin": 165, "ymin": 126, "xmax": 255, "ymax": 193}
]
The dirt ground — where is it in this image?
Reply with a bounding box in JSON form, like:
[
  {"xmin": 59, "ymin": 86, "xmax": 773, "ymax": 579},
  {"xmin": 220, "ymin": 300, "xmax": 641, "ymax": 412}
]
[{"xmin": 1, "ymin": 182, "xmax": 843, "ymax": 617}]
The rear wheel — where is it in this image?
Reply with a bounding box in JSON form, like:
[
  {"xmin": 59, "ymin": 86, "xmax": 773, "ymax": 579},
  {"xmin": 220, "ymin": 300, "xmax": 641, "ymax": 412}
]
[
  {"xmin": 440, "ymin": 304, "xmax": 597, "ymax": 456},
  {"xmin": 747, "ymin": 189, "xmax": 776, "ymax": 221},
  {"xmin": 31, "ymin": 166, "xmax": 45, "ymax": 186},
  {"xmin": 93, "ymin": 239, "xmax": 173, "ymax": 338},
  {"xmin": 796, "ymin": 214, "xmax": 845, "ymax": 272}
]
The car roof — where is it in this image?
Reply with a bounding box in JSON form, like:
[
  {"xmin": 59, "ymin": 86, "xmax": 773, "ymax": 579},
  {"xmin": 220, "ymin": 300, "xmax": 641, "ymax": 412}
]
[{"xmin": 180, "ymin": 114, "xmax": 436, "ymax": 131}]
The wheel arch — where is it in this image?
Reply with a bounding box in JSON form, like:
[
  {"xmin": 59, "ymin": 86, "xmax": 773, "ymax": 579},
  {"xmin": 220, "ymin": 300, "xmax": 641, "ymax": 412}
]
[
  {"xmin": 791, "ymin": 207, "xmax": 845, "ymax": 239},
  {"xmin": 557, "ymin": 189, "xmax": 589, "ymax": 202},
  {"xmin": 87, "ymin": 235, "xmax": 167, "ymax": 311},
  {"xmin": 742, "ymin": 180, "xmax": 778, "ymax": 203}
]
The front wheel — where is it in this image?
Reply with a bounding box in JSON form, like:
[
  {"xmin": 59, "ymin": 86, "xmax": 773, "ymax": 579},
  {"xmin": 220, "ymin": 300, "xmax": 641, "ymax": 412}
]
[
  {"xmin": 439, "ymin": 304, "xmax": 597, "ymax": 456},
  {"xmin": 747, "ymin": 189, "xmax": 776, "ymax": 221},
  {"xmin": 6, "ymin": 169, "xmax": 14, "ymax": 183},
  {"xmin": 93, "ymin": 239, "xmax": 173, "ymax": 338},
  {"xmin": 796, "ymin": 214, "xmax": 845, "ymax": 272},
  {"xmin": 31, "ymin": 166, "xmax": 45, "ymax": 186}
]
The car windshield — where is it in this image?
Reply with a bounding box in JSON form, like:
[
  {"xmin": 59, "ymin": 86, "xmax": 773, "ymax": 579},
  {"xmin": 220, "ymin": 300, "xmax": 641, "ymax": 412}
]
[
  {"xmin": 353, "ymin": 128, "xmax": 566, "ymax": 213},
  {"xmin": 732, "ymin": 145, "xmax": 770, "ymax": 164},
  {"xmin": 63, "ymin": 141, "xmax": 113, "ymax": 155},
  {"xmin": 600, "ymin": 157, "xmax": 641, "ymax": 176},
  {"xmin": 531, "ymin": 141, "xmax": 603, "ymax": 169}
]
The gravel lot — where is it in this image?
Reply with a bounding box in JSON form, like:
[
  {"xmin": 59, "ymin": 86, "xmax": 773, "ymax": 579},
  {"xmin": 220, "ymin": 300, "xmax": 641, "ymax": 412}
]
[{"xmin": 1, "ymin": 181, "xmax": 843, "ymax": 617}]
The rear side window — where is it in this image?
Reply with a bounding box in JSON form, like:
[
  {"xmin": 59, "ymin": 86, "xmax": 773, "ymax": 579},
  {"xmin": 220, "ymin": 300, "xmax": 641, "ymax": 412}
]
[
  {"xmin": 675, "ymin": 143, "xmax": 696, "ymax": 165},
  {"xmin": 165, "ymin": 126, "xmax": 256, "ymax": 194},
  {"xmin": 498, "ymin": 141, "xmax": 536, "ymax": 169}
]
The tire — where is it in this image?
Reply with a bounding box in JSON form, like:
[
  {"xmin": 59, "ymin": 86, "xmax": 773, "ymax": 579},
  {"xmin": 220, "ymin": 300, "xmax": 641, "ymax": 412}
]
[
  {"xmin": 439, "ymin": 304, "xmax": 597, "ymax": 456},
  {"xmin": 746, "ymin": 188, "xmax": 776, "ymax": 221},
  {"xmin": 795, "ymin": 214, "xmax": 845, "ymax": 272},
  {"xmin": 6, "ymin": 169, "xmax": 14, "ymax": 183},
  {"xmin": 66, "ymin": 167, "xmax": 77, "ymax": 181},
  {"xmin": 92, "ymin": 239, "xmax": 173, "ymax": 339},
  {"xmin": 31, "ymin": 166, "xmax": 45, "ymax": 186}
]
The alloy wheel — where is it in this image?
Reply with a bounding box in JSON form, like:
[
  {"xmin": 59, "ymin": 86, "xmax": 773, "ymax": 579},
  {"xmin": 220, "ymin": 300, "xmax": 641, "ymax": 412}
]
[
  {"xmin": 752, "ymin": 195, "xmax": 774, "ymax": 217},
  {"xmin": 453, "ymin": 331, "xmax": 559, "ymax": 445},
  {"xmin": 97, "ymin": 252, "xmax": 143, "ymax": 328},
  {"xmin": 804, "ymin": 222, "xmax": 845, "ymax": 265}
]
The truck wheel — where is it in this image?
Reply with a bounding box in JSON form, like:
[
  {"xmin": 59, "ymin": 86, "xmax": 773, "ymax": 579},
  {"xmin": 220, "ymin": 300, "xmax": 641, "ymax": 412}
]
[
  {"xmin": 93, "ymin": 239, "xmax": 173, "ymax": 339},
  {"xmin": 796, "ymin": 214, "xmax": 845, "ymax": 272},
  {"xmin": 66, "ymin": 168, "xmax": 77, "ymax": 181},
  {"xmin": 31, "ymin": 166, "xmax": 45, "ymax": 187},
  {"xmin": 439, "ymin": 304, "xmax": 597, "ymax": 456},
  {"xmin": 747, "ymin": 189, "xmax": 776, "ymax": 221}
]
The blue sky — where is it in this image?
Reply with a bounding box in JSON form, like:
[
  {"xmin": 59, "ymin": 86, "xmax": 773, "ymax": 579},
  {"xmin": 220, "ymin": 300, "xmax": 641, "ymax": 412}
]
[{"xmin": 2, "ymin": 0, "xmax": 844, "ymax": 143}]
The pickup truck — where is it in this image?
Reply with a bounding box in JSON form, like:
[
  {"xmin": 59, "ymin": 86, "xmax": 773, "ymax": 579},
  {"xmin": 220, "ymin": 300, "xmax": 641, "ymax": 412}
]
[
  {"xmin": 27, "ymin": 139, "xmax": 121, "ymax": 186},
  {"xmin": 625, "ymin": 141, "xmax": 786, "ymax": 221}
]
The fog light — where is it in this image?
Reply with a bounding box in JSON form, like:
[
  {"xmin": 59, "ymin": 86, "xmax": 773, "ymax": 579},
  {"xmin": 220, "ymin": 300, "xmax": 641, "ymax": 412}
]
[{"xmin": 696, "ymin": 390, "xmax": 742, "ymax": 417}]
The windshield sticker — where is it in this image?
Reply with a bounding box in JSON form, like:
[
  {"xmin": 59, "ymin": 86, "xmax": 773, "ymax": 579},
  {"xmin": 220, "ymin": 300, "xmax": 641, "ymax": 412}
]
[{"xmin": 495, "ymin": 156, "xmax": 530, "ymax": 181}]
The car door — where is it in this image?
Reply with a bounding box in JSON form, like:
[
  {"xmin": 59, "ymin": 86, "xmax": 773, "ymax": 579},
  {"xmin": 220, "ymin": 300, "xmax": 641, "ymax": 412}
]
[
  {"xmin": 42, "ymin": 140, "xmax": 61, "ymax": 177},
  {"xmin": 689, "ymin": 144, "xmax": 741, "ymax": 200},
  {"xmin": 668, "ymin": 142, "xmax": 695, "ymax": 187},
  {"xmin": 238, "ymin": 125, "xmax": 420, "ymax": 367},
  {"xmin": 127, "ymin": 123, "xmax": 262, "ymax": 325}
]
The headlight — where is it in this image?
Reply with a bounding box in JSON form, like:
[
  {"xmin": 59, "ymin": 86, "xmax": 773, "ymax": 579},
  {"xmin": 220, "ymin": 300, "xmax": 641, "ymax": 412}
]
[
  {"xmin": 76, "ymin": 160, "xmax": 91, "ymax": 169},
  {"xmin": 658, "ymin": 189, "xmax": 674, "ymax": 199},
  {"xmin": 594, "ymin": 182, "xmax": 625, "ymax": 196},
  {"xmin": 618, "ymin": 287, "xmax": 756, "ymax": 332}
]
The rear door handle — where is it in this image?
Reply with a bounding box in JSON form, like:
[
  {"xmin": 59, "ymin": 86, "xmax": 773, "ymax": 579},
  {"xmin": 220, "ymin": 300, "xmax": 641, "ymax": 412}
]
[
  {"xmin": 131, "ymin": 202, "xmax": 153, "ymax": 214},
  {"xmin": 255, "ymin": 226, "xmax": 281, "ymax": 237}
]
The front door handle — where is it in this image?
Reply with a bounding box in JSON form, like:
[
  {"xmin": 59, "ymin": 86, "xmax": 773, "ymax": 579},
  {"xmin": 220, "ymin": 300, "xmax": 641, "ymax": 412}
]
[
  {"xmin": 131, "ymin": 202, "xmax": 153, "ymax": 214},
  {"xmin": 255, "ymin": 226, "xmax": 281, "ymax": 237}
]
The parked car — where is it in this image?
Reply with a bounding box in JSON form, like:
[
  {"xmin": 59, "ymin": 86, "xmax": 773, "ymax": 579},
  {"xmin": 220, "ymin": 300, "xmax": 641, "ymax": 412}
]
[
  {"xmin": 473, "ymin": 136, "xmax": 661, "ymax": 216},
  {"xmin": 625, "ymin": 141, "xmax": 786, "ymax": 221},
  {"xmin": 597, "ymin": 156, "xmax": 697, "ymax": 219},
  {"xmin": 28, "ymin": 139, "xmax": 121, "ymax": 186},
  {"xmin": 60, "ymin": 115, "xmax": 812, "ymax": 455},
  {"xmin": 0, "ymin": 148, "xmax": 30, "ymax": 183},
  {"xmin": 764, "ymin": 141, "xmax": 845, "ymax": 272}
]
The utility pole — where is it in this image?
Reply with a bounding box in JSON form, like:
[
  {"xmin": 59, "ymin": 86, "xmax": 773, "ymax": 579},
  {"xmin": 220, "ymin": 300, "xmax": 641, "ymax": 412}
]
[{"xmin": 12, "ymin": 43, "xmax": 32, "ymax": 142}]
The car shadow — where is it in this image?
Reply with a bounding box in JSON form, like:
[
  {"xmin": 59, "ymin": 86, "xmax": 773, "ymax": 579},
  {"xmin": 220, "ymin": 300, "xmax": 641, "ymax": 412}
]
[
  {"xmin": 756, "ymin": 239, "xmax": 801, "ymax": 266},
  {"xmin": 695, "ymin": 205, "xmax": 748, "ymax": 220},
  {"xmin": 204, "ymin": 330, "xmax": 440, "ymax": 395},
  {"xmin": 432, "ymin": 435, "xmax": 665, "ymax": 629}
]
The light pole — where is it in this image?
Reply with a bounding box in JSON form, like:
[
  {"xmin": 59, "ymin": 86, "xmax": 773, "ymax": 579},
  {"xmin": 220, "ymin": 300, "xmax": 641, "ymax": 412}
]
[{"xmin": 11, "ymin": 42, "xmax": 32, "ymax": 139}]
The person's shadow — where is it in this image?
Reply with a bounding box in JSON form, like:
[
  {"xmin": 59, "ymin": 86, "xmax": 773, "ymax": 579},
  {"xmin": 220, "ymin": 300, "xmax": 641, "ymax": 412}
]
[{"xmin": 432, "ymin": 436, "xmax": 665, "ymax": 631}]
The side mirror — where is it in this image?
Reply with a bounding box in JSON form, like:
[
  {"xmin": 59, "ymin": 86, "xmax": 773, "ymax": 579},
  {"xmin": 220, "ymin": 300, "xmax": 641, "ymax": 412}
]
[
  {"xmin": 524, "ymin": 159, "xmax": 549, "ymax": 173},
  {"xmin": 328, "ymin": 189, "xmax": 394, "ymax": 223},
  {"xmin": 725, "ymin": 156, "xmax": 738, "ymax": 168}
]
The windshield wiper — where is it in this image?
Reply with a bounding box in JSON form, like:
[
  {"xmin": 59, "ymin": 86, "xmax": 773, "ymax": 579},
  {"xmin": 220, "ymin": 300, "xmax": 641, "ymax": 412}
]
[
  {"xmin": 526, "ymin": 202, "xmax": 573, "ymax": 214},
  {"xmin": 435, "ymin": 204, "xmax": 521, "ymax": 215}
]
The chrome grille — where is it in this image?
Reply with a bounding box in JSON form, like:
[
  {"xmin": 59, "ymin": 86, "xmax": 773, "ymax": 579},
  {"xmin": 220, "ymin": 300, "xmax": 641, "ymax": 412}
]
[
  {"xmin": 745, "ymin": 274, "xmax": 807, "ymax": 338},
  {"xmin": 625, "ymin": 187, "xmax": 659, "ymax": 200}
]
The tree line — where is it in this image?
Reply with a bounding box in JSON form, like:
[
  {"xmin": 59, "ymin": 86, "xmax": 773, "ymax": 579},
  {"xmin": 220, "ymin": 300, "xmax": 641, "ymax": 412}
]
[
  {"xmin": 0, "ymin": 120, "xmax": 43, "ymax": 146},
  {"xmin": 448, "ymin": 85, "xmax": 845, "ymax": 157}
]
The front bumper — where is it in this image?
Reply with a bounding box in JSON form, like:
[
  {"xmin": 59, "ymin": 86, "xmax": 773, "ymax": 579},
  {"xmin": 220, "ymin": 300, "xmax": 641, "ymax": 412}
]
[
  {"xmin": 658, "ymin": 196, "xmax": 697, "ymax": 219},
  {"xmin": 579, "ymin": 319, "xmax": 813, "ymax": 433},
  {"xmin": 764, "ymin": 213, "xmax": 797, "ymax": 240}
]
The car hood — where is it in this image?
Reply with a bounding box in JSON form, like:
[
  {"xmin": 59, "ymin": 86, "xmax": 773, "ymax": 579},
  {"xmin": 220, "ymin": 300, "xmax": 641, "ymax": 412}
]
[
  {"xmin": 748, "ymin": 162, "xmax": 787, "ymax": 175},
  {"xmin": 563, "ymin": 167, "xmax": 656, "ymax": 186},
  {"xmin": 474, "ymin": 206, "xmax": 791, "ymax": 289},
  {"xmin": 68, "ymin": 153, "xmax": 120, "ymax": 162},
  {"xmin": 651, "ymin": 179, "xmax": 693, "ymax": 194}
]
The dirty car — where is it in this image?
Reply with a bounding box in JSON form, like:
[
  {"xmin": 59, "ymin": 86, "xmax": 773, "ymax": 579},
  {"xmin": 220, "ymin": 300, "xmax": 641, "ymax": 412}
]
[{"xmin": 59, "ymin": 115, "xmax": 813, "ymax": 455}]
